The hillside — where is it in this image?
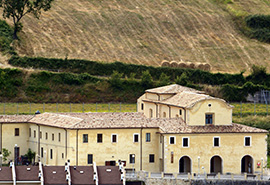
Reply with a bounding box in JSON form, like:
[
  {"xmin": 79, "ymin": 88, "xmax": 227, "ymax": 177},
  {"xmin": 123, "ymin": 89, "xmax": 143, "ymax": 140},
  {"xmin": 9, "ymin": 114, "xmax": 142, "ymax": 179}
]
[{"xmin": 2, "ymin": 0, "xmax": 270, "ymax": 73}]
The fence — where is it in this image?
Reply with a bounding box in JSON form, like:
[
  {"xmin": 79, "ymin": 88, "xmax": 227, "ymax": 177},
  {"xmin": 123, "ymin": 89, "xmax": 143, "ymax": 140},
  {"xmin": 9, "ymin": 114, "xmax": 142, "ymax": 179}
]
[
  {"xmin": 0, "ymin": 103, "xmax": 137, "ymax": 115},
  {"xmin": 231, "ymin": 102, "xmax": 269, "ymax": 117}
]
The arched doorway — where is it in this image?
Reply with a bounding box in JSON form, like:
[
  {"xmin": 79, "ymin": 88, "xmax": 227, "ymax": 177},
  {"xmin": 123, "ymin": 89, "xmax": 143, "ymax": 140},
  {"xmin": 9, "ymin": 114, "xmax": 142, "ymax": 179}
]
[
  {"xmin": 210, "ymin": 156, "xmax": 222, "ymax": 174},
  {"xmin": 241, "ymin": 155, "xmax": 253, "ymax": 173},
  {"xmin": 179, "ymin": 156, "xmax": 191, "ymax": 173}
]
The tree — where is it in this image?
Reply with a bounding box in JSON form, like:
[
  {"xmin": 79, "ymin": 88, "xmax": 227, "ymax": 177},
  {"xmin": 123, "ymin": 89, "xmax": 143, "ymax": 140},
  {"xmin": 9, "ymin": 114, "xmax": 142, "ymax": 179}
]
[
  {"xmin": 141, "ymin": 70, "xmax": 153, "ymax": 88},
  {"xmin": 0, "ymin": 0, "xmax": 54, "ymax": 39},
  {"xmin": 2, "ymin": 148, "xmax": 11, "ymax": 163},
  {"xmin": 25, "ymin": 148, "xmax": 36, "ymax": 164},
  {"xmin": 158, "ymin": 72, "xmax": 170, "ymax": 86}
]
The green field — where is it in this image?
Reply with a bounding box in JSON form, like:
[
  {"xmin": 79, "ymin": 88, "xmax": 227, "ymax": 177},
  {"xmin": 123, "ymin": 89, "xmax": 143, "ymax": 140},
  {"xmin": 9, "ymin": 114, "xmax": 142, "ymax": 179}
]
[{"xmin": 0, "ymin": 102, "xmax": 269, "ymax": 115}]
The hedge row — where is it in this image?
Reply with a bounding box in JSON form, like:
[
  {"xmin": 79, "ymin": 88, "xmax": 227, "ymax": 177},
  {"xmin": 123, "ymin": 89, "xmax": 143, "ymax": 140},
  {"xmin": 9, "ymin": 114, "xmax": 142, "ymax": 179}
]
[{"xmin": 8, "ymin": 56, "xmax": 246, "ymax": 86}]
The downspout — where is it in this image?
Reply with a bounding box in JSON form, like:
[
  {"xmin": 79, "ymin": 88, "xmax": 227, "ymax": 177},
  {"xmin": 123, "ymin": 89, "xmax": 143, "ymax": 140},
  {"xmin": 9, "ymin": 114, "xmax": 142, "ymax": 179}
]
[
  {"xmin": 38, "ymin": 125, "xmax": 40, "ymax": 156},
  {"xmin": 140, "ymin": 127, "xmax": 142, "ymax": 171},
  {"xmin": 76, "ymin": 129, "xmax": 78, "ymax": 166},
  {"xmin": 162, "ymin": 134, "xmax": 164, "ymax": 172},
  {"xmin": 65, "ymin": 129, "xmax": 67, "ymax": 160}
]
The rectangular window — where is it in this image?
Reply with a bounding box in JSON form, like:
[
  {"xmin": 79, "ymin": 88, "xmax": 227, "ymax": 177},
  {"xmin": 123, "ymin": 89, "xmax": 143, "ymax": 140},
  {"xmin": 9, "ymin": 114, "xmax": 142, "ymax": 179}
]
[
  {"xmin": 245, "ymin": 136, "xmax": 251, "ymax": 146},
  {"xmin": 52, "ymin": 134, "xmax": 54, "ymax": 141},
  {"xmin": 214, "ymin": 137, "xmax": 220, "ymax": 147},
  {"xmin": 62, "ymin": 153, "xmax": 64, "ymax": 159},
  {"xmin": 141, "ymin": 103, "xmax": 144, "ymax": 110},
  {"xmin": 46, "ymin": 132, "xmax": 48, "ymax": 140},
  {"xmin": 130, "ymin": 154, "xmax": 135, "ymax": 164},
  {"xmin": 40, "ymin": 131, "xmax": 42, "ymax": 139},
  {"xmin": 133, "ymin": 134, "xmax": 139, "ymax": 142},
  {"xmin": 182, "ymin": 137, "xmax": 189, "ymax": 147},
  {"xmin": 146, "ymin": 133, "xmax": 151, "ymax": 142},
  {"xmin": 29, "ymin": 128, "xmax": 31, "ymax": 137},
  {"xmin": 41, "ymin": 147, "xmax": 43, "ymax": 158},
  {"xmin": 205, "ymin": 114, "xmax": 213, "ymax": 124},
  {"xmin": 34, "ymin": 130, "xmax": 36, "ymax": 138},
  {"xmin": 15, "ymin": 128, "xmax": 19, "ymax": 136},
  {"xmin": 169, "ymin": 136, "xmax": 175, "ymax": 144},
  {"xmin": 112, "ymin": 134, "xmax": 117, "ymax": 143},
  {"xmin": 97, "ymin": 134, "xmax": 103, "ymax": 143},
  {"xmin": 171, "ymin": 152, "xmax": 174, "ymax": 163},
  {"xmin": 58, "ymin": 133, "xmax": 61, "ymax": 142},
  {"xmin": 88, "ymin": 154, "xmax": 93, "ymax": 164},
  {"xmin": 83, "ymin": 134, "xmax": 88, "ymax": 143},
  {"xmin": 50, "ymin": 149, "xmax": 53, "ymax": 159},
  {"xmin": 179, "ymin": 109, "xmax": 182, "ymax": 115},
  {"xmin": 149, "ymin": 154, "xmax": 154, "ymax": 163}
]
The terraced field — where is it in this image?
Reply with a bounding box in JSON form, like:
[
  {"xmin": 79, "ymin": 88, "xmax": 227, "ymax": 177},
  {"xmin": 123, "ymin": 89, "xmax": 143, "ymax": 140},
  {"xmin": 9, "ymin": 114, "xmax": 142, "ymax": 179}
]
[{"xmin": 3, "ymin": 0, "xmax": 270, "ymax": 73}]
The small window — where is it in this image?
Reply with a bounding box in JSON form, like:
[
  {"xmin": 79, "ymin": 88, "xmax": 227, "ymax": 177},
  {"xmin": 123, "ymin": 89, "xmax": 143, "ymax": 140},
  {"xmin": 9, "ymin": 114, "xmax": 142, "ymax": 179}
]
[
  {"xmin": 182, "ymin": 137, "xmax": 189, "ymax": 147},
  {"xmin": 169, "ymin": 136, "xmax": 175, "ymax": 144},
  {"xmin": 245, "ymin": 136, "xmax": 251, "ymax": 146},
  {"xmin": 34, "ymin": 130, "xmax": 36, "ymax": 138},
  {"xmin": 149, "ymin": 109, "xmax": 153, "ymax": 118},
  {"xmin": 88, "ymin": 154, "xmax": 93, "ymax": 164},
  {"xmin": 171, "ymin": 152, "xmax": 174, "ymax": 163},
  {"xmin": 58, "ymin": 133, "xmax": 61, "ymax": 142},
  {"xmin": 29, "ymin": 128, "xmax": 31, "ymax": 137},
  {"xmin": 62, "ymin": 153, "xmax": 64, "ymax": 159},
  {"xmin": 50, "ymin": 149, "xmax": 53, "ymax": 159},
  {"xmin": 52, "ymin": 133, "xmax": 54, "ymax": 141},
  {"xmin": 149, "ymin": 154, "xmax": 155, "ymax": 163},
  {"xmin": 163, "ymin": 112, "xmax": 166, "ymax": 118},
  {"xmin": 112, "ymin": 134, "xmax": 117, "ymax": 143},
  {"xmin": 130, "ymin": 154, "xmax": 135, "ymax": 164},
  {"xmin": 146, "ymin": 133, "xmax": 151, "ymax": 142},
  {"xmin": 15, "ymin": 128, "xmax": 19, "ymax": 136},
  {"xmin": 97, "ymin": 134, "xmax": 103, "ymax": 143},
  {"xmin": 214, "ymin": 137, "xmax": 220, "ymax": 147},
  {"xmin": 40, "ymin": 131, "xmax": 42, "ymax": 139},
  {"xmin": 46, "ymin": 132, "xmax": 48, "ymax": 140},
  {"xmin": 133, "ymin": 134, "xmax": 139, "ymax": 142},
  {"xmin": 205, "ymin": 114, "xmax": 213, "ymax": 124},
  {"xmin": 41, "ymin": 147, "xmax": 43, "ymax": 158},
  {"xmin": 179, "ymin": 109, "xmax": 182, "ymax": 115},
  {"xmin": 141, "ymin": 103, "xmax": 144, "ymax": 110},
  {"xmin": 83, "ymin": 134, "xmax": 88, "ymax": 143}
]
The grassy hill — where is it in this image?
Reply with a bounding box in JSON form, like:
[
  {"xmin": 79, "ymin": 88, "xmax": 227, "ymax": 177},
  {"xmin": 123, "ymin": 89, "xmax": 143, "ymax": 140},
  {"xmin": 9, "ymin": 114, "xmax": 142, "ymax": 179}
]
[{"xmin": 0, "ymin": 0, "xmax": 268, "ymax": 73}]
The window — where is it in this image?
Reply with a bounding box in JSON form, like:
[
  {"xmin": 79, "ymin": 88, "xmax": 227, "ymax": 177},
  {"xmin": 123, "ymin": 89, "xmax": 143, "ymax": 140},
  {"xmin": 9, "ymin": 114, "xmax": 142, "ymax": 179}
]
[
  {"xmin": 146, "ymin": 133, "xmax": 151, "ymax": 142},
  {"xmin": 149, "ymin": 109, "xmax": 153, "ymax": 118},
  {"xmin": 83, "ymin": 134, "xmax": 88, "ymax": 143},
  {"xmin": 29, "ymin": 128, "xmax": 31, "ymax": 137},
  {"xmin": 169, "ymin": 136, "xmax": 175, "ymax": 144},
  {"xmin": 133, "ymin": 134, "xmax": 139, "ymax": 142},
  {"xmin": 62, "ymin": 153, "xmax": 64, "ymax": 159},
  {"xmin": 112, "ymin": 134, "xmax": 117, "ymax": 143},
  {"xmin": 50, "ymin": 149, "xmax": 53, "ymax": 159},
  {"xmin": 214, "ymin": 137, "xmax": 220, "ymax": 147},
  {"xmin": 179, "ymin": 109, "xmax": 182, "ymax": 115},
  {"xmin": 97, "ymin": 134, "xmax": 102, "ymax": 143},
  {"xmin": 160, "ymin": 135, "xmax": 163, "ymax": 143},
  {"xmin": 149, "ymin": 154, "xmax": 155, "ymax": 163},
  {"xmin": 171, "ymin": 152, "xmax": 174, "ymax": 163},
  {"xmin": 182, "ymin": 137, "xmax": 189, "ymax": 147},
  {"xmin": 34, "ymin": 130, "xmax": 36, "ymax": 138},
  {"xmin": 15, "ymin": 128, "xmax": 19, "ymax": 136},
  {"xmin": 40, "ymin": 131, "xmax": 42, "ymax": 139},
  {"xmin": 129, "ymin": 154, "xmax": 135, "ymax": 164},
  {"xmin": 88, "ymin": 154, "xmax": 93, "ymax": 164},
  {"xmin": 205, "ymin": 114, "xmax": 213, "ymax": 124},
  {"xmin": 41, "ymin": 147, "xmax": 43, "ymax": 158},
  {"xmin": 163, "ymin": 112, "xmax": 166, "ymax": 118},
  {"xmin": 141, "ymin": 103, "xmax": 144, "ymax": 110},
  {"xmin": 58, "ymin": 133, "xmax": 61, "ymax": 142},
  {"xmin": 46, "ymin": 132, "xmax": 48, "ymax": 140},
  {"xmin": 52, "ymin": 133, "xmax": 54, "ymax": 141},
  {"xmin": 245, "ymin": 136, "xmax": 251, "ymax": 146}
]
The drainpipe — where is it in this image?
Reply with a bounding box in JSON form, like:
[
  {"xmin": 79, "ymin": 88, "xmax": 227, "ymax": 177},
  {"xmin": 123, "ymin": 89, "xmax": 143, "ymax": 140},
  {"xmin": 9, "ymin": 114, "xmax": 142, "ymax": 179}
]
[
  {"xmin": 11, "ymin": 162, "xmax": 16, "ymax": 185},
  {"xmin": 140, "ymin": 127, "xmax": 142, "ymax": 171},
  {"xmin": 93, "ymin": 162, "xmax": 99, "ymax": 185},
  {"xmin": 38, "ymin": 162, "xmax": 44, "ymax": 185},
  {"xmin": 76, "ymin": 130, "xmax": 78, "ymax": 166}
]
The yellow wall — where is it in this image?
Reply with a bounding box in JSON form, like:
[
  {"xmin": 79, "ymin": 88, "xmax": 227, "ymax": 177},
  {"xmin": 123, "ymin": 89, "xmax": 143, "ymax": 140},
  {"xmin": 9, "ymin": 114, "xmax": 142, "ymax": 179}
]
[
  {"xmin": 2, "ymin": 123, "xmax": 30, "ymax": 161},
  {"xmin": 188, "ymin": 99, "xmax": 232, "ymax": 126},
  {"xmin": 164, "ymin": 133, "xmax": 267, "ymax": 174}
]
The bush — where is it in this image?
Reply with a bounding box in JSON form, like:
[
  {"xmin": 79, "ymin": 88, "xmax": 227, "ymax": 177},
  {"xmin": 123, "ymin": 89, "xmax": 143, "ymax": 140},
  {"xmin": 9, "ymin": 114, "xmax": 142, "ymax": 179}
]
[{"xmin": 0, "ymin": 20, "xmax": 15, "ymax": 55}]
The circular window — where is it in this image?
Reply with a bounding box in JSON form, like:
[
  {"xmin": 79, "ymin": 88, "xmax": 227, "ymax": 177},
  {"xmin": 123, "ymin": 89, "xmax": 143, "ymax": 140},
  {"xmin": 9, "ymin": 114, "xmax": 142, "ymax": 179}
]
[{"xmin": 208, "ymin": 104, "xmax": 211, "ymax": 107}]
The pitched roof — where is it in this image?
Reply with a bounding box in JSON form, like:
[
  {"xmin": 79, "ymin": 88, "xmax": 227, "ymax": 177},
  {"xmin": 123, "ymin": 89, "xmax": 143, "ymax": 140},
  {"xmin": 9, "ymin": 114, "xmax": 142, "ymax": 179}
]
[
  {"xmin": 97, "ymin": 166, "xmax": 122, "ymax": 185},
  {"xmin": 15, "ymin": 166, "xmax": 39, "ymax": 181},
  {"xmin": 145, "ymin": 84, "xmax": 202, "ymax": 94},
  {"xmin": 143, "ymin": 91, "xmax": 233, "ymax": 109},
  {"xmin": 43, "ymin": 166, "xmax": 67, "ymax": 185},
  {"xmin": 0, "ymin": 167, "xmax": 12, "ymax": 181},
  {"xmin": 70, "ymin": 166, "xmax": 95, "ymax": 185},
  {"xmin": 0, "ymin": 115, "xmax": 34, "ymax": 123}
]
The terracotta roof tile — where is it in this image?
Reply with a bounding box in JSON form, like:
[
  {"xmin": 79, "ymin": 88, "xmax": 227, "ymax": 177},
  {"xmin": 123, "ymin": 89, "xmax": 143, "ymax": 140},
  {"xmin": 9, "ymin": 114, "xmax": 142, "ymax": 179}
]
[
  {"xmin": 43, "ymin": 166, "xmax": 67, "ymax": 185},
  {"xmin": 0, "ymin": 167, "xmax": 12, "ymax": 181},
  {"xmin": 97, "ymin": 166, "xmax": 122, "ymax": 185},
  {"xmin": 0, "ymin": 115, "xmax": 34, "ymax": 123},
  {"xmin": 70, "ymin": 166, "xmax": 94, "ymax": 185},
  {"xmin": 16, "ymin": 166, "xmax": 39, "ymax": 181},
  {"xmin": 146, "ymin": 84, "xmax": 202, "ymax": 94}
]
